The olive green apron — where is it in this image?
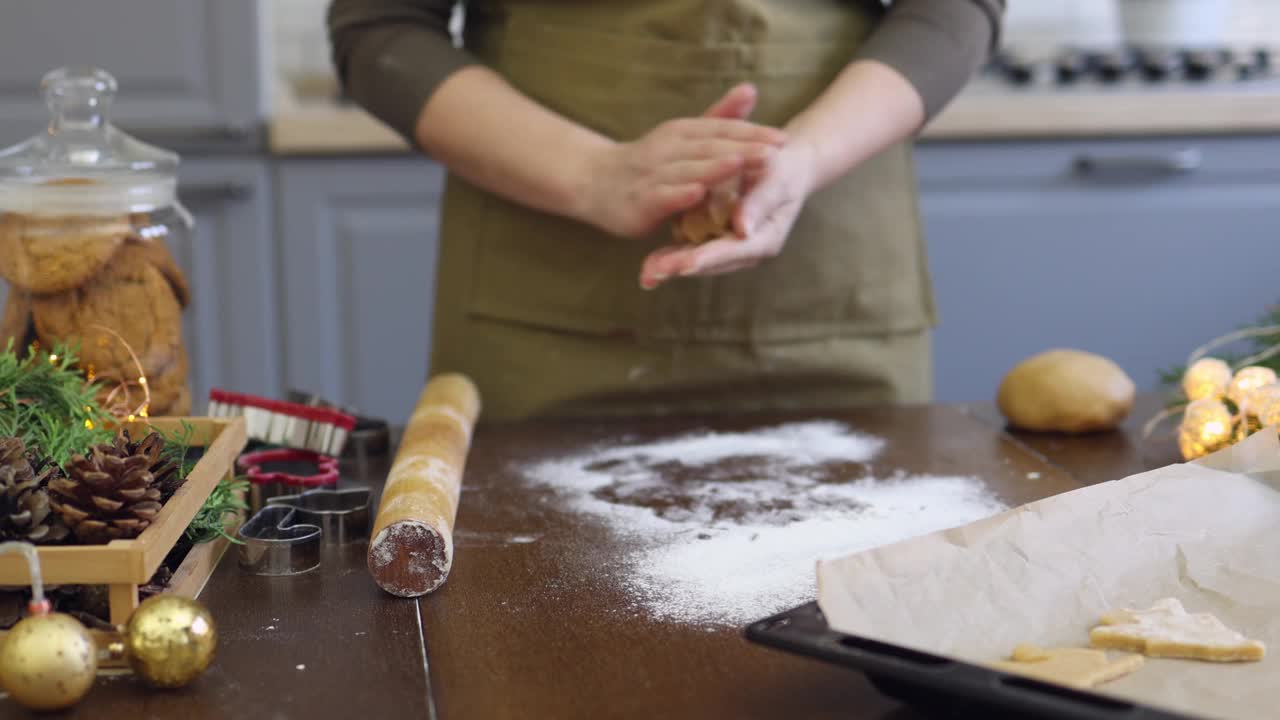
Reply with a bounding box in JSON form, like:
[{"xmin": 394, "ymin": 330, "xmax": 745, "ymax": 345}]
[{"xmin": 430, "ymin": 0, "xmax": 937, "ymax": 421}]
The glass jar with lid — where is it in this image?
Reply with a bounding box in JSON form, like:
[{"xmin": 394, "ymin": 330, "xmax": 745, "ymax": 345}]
[{"xmin": 0, "ymin": 67, "xmax": 194, "ymax": 417}]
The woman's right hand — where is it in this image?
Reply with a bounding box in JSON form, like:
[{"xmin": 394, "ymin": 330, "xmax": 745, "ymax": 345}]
[{"xmin": 578, "ymin": 84, "xmax": 785, "ymax": 239}]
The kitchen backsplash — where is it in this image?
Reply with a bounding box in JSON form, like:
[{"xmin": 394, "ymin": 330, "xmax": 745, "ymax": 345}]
[{"xmin": 270, "ymin": 0, "xmax": 1280, "ymax": 98}]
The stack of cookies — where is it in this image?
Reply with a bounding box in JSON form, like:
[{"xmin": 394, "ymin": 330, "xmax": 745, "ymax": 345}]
[{"xmin": 0, "ymin": 211, "xmax": 191, "ymax": 416}]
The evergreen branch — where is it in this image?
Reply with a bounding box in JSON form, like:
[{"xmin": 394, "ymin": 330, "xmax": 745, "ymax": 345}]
[
  {"xmin": 0, "ymin": 340, "xmax": 113, "ymax": 467},
  {"xmin": 184, "ymin": 476, "xmax": 250, "ymax": 545},
  {"xmin": 154, "ymin": 419, "xmax": 198, "ymax": 479}
]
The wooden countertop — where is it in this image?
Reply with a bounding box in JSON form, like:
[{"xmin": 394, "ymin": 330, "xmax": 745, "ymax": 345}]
[
  {"xmin": 268, "ymin": 87, "xmax": 1280, "ymax": 155},
  {"xmin": 6, "ymin": 398, "xmax": 1179, "ymax": 719}
]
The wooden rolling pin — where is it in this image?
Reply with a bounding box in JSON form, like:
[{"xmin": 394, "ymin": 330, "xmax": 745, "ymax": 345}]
[{"xmin": 367, "ymin": 373, "xmax": 481, "ymax": 597}]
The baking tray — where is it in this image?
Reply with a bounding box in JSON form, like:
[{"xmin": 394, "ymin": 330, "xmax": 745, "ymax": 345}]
[{"xmin": 744, "ymin": 602, "xmax": 1198, "ymax": 720}]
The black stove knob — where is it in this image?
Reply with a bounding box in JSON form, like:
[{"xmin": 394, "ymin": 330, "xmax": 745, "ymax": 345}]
[
  {"xmin": 1181, "ymin": 50, "xmax": 1218, "ymax": 81},
  {"xmin": 1055, "ymin": 52, "xmax": 1089, "ymax": 84},
  {"xmin": 1005, "ymin": 63, "xmax": 1035, "ymax": 86},
  {"xmin": 1094, "ymin": 51, "xmax": 1134, "ymax": 83},
  {"xmin": 1137, "ymin": 49, "xmax": 1178, "ymax": 82},
  {"xmin": 990, "ymin": 50, "xmax": 1037, "ymax": 86},
  {"xmin": 1234, "ymin": 48, "xmax": 1273, "ymax": 81}
]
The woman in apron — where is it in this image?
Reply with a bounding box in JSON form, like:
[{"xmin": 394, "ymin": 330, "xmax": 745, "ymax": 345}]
[{"xmin": 329, "ymin": 0, "xmax": 1004, "ymax": 421}]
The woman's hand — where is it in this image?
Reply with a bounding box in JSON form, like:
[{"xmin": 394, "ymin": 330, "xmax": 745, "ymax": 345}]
[
  {"xmin": 638, "ymin": 60, "xmax": 927, "ymax": 289},
  {"xmin": 638, "ymin": 137, "xmax": 819, "ymax": 289},
  {"xmin": 578, "ymin": 84, "xmax": 787, "ymax": 239}
]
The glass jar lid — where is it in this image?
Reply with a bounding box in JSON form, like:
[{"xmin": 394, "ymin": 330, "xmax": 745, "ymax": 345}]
[{"xmin": 0, "ymin": 67, "xmax": 180, "ymax": 214}]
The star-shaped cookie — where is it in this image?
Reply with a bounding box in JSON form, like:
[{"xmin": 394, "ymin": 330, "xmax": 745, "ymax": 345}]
[{"xmin": 1089, "ymin": 598, "xmax": 1265, "ymax": 662}]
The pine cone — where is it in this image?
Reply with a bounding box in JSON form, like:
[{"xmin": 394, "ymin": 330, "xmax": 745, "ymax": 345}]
[
  {"xmin": 114, "ymin": 430, "xmax": 183, "ymax": 501},
  {"xmin": 0, "ymin": 437, "xmax": 70, "ymax": 544},
  {"xmin": 94, "ymin": 430, "xmax": 181, "ymax": 495},
  {"xmin": 49, "ymin": 433, "xmax": 165, "ymax": 544}
]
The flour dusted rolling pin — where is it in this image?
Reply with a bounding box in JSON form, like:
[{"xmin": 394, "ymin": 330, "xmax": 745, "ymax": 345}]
[{"xmin": 367, "ymin": 373, "xmax": 481, "ymax": 597}]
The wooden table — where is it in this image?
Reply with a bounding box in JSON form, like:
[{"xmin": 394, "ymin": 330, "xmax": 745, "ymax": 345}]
[{"xmin": 4, "ymin": 399, "xmax": 1179, "ymax": 719}]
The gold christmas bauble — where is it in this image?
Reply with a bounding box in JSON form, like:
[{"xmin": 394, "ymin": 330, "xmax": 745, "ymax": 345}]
[
  {"xmin": 1227, "ymin": 366, "xmax": 1278, "ymax": 407},
  {"xmin": 0, "ymin": 613, "xmax": 97, "ymax": 711},
  {"xmin": 1182, "ymin": 357, "xmax": 1232, "ymax": 402},
  {"xmin": 124, "ymin": 595, "xmax": 217, "ymax": 689}
]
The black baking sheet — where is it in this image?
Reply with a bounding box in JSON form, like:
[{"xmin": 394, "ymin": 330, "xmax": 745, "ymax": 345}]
[{"xmin": 744, "ymin": 602, "xmax": 1198, "ymax": 720}]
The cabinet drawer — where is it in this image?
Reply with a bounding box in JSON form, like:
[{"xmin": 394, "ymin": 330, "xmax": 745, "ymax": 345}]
[{"xmin": 914, "ymin": 136, "xmax": 1280, "ymax": 188}]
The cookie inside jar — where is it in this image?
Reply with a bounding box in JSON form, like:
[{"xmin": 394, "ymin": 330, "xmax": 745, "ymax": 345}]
[{"xmin": 0, "ymin": 67, "xmax": 195, "ymax": 418}]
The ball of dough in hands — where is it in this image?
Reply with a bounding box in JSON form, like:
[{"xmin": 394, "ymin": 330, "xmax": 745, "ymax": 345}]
[
  {"xmin": 672, "ymin": 177, "xmax": 742, "ymax": 245},
  {"xmin": 997, "ymin": 349, "xmax": 1136, "ymax": 433}
]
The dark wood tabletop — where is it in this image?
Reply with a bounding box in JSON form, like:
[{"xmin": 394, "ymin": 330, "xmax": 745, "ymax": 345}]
[{"xmin": 1, "ymin": 398, "xmax": 1180, "ymax": 720}]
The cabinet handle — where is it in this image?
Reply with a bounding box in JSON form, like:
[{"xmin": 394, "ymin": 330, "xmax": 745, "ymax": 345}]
[
  {"xmin": 1072, "ymin": 148, "xmax": 1202, "ymax": 179},
  {"xmin": 179, "ymin": 182, "xmax": 252, "ymax": 205},
  {"xmin": 129, "ymin": 124, "xmax": 255, "ymax": 143}
]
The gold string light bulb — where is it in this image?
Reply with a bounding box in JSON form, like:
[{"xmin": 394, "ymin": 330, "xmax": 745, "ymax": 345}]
[
  {"xmin": 1227, "ymin": 366, "xmax": 1278, "ymax": 407},
  {"xmin": 1248, "ymin": 383, "xmax": 1280, "ymax": 427},
  {"xmin": 1181, "ymin": 357, "xmax": 1232, "ymax": 402},
  {"xmin": 1178, "ymin": 398, "xmax": 1235, "ymax": 461}
]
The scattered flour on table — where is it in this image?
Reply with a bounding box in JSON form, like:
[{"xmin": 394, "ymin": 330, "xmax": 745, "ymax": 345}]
[{"xmin": 521, "ymin": 421, "xmax": 1006, "ymax": 627}]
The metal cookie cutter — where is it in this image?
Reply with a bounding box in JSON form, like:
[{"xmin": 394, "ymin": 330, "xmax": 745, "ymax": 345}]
[
  {"xmin": 236, "ymin": 506, "xmax": 322, "ymax": 576},
  {"xmin": 266, "ymin": 487, "xmax": 372, "ymax": 545}
]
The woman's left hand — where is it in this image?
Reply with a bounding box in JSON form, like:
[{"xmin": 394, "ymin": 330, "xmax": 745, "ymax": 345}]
[{"xmin": 639, "ymin": 136, "xmax": 819, "ymax": 290}]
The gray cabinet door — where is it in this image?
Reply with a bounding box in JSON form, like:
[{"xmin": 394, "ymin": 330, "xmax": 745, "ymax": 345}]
[
  {"xmin": 176, "ymin": 157, "xmax": 281, "ymax": 411},
  {"xmin": 918, "ymin": 138, "xmax": 1280, "ymax": 404},
  {"xmin": 0, "ymin": 0, "xmax": 262, "ymax": 149},
  {"xmin": 277, "ymin": 159, "xmax": 445, "ymax": 427}
]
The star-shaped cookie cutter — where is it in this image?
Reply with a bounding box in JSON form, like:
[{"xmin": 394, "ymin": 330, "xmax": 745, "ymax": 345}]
[{"xmin": 236, "ymin": 487, "xmax": 372, "ymax": 576}]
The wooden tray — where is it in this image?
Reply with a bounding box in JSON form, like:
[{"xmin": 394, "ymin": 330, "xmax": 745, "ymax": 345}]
[{"xmin": 0, "ymin": 416, "xmax": 247, "ymax": 624}]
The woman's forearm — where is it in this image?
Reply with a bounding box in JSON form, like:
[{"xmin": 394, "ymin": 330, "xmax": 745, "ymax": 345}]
[
  {"xmin": 412, "ymin": 69, "xmax": 786, "ymax": 238},
  {"xmin": 785, "ymin": 0, "xmax": 1004, "ymax": 193},
  {"xmin": 414, "ymin": 65, "xmax": 610, "ymax": 226},
  {"xmin": 784, "ymin": 60, "xmax": 925, "ymax": 193}
]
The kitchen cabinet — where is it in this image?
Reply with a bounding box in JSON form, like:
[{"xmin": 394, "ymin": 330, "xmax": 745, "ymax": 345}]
[
  {"xmin": 0, "ymin": 0, "xmax": 263, "ymax": 151},
  {"xmin": 176, "ymin": 157, "xmax": 282, "ymax": 410},
  {"xmin": 917, "ymin": 136, "xmax": 1280, "ymax": 403},
  {"xmin": 275, "ymin": 158, "xmax": 445, "ymax": 426}
]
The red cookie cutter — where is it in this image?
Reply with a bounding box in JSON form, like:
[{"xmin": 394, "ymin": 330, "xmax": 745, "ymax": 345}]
[{"xmin": 237, "ymin": 448, "xmax": 340, "ymax": 489}]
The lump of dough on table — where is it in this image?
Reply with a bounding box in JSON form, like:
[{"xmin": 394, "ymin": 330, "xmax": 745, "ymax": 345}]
[
  {"xmin": 990, "ymin": 644, "xmax": 1144, "ymax": 689},
  {"xmin": 1090, "ymin": 597, "xmax": 1265, "ymax": 662},
  {"xmin": 996, "ymin": 348, "xmax": 1135, "ymax": 433}
]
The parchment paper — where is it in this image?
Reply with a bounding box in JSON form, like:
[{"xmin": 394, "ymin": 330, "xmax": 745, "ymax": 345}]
[{"xmin": 817, "ymin": 430, "xmax": 1280, "ymax": 720}]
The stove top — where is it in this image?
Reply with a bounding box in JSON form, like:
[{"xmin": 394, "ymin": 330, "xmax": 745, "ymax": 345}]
[{"xmin": 981, "ymin": 45, "xmax": 1277, "ymax": 90}]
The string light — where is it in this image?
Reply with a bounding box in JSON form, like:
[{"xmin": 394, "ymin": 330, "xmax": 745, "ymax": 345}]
[
  {"xmin": 1249, "ymin": 383, "xmax": 1280, "ymax": 427},
  {"xmin": 1178, "ymin": 398, "xmax": 1234, "ymax": 461},
  {"xmin": 47, "ymin": 353, "xmax": 58, "ymax": 364},
  {"xmin": 1227, "ymin": 366, "xmax": 1278, "ymax": 408},
  {"xmin": 83, "ymin": 419, "xmax": 94, "ymax": 430},
  {"xmin": 85, "ymin": 325, "xmax": 152, "ymax": 421},
  {"xmin": 1182, "ymin": 357, "xmax": 1232, "ymax": 402}
]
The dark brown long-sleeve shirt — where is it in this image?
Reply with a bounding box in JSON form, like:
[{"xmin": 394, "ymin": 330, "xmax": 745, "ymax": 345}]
[{"xmin": 328, "ymin": 0, "xmax": 1004, "ymax": 145}]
